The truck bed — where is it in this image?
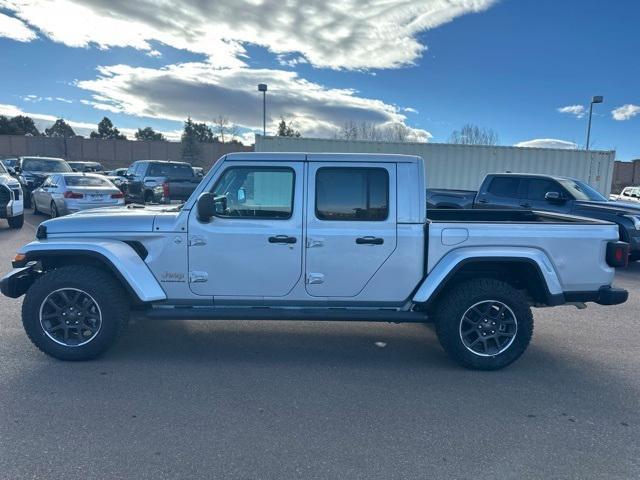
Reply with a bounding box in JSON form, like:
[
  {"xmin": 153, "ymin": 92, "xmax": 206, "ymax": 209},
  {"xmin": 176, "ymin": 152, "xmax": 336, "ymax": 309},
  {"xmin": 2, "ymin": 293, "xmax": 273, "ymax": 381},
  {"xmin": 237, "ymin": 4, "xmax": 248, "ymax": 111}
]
[{"xmin": 426, "ymin": 208, "xmax": 608, "ymax": 224}]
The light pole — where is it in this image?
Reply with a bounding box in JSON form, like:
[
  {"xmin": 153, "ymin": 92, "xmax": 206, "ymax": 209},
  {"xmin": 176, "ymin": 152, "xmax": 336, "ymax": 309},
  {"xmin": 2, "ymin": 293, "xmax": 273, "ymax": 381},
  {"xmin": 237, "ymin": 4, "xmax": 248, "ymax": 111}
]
[
  {"xmin": 258, "ymin": 83, "xmax": 267, "ymax": 136},
  {"xmin": 586, "ymin": 95, "xmax": 603, "ymax": 150}
]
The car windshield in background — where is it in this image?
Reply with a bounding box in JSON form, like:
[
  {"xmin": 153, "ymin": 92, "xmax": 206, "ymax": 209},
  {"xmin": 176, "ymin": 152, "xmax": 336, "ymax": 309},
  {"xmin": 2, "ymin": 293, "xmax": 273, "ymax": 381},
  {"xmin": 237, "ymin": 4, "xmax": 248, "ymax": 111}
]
[
  {"xmin": 2, "ymin": 159, "xmax": 17, "ymax": 168},
  {"xmin": 22, "ymin": 158, "xmax": 72, "ymax": 173},
  {"xmin": 559, "ymin": 179, "xmax": 607, "ymax": 202},
  {"xmin": 65, "ymin": 175, "xmax": 112, "ymax": 187},
  {"xmin": 148, "ymin": 163, "xmax": 194, "ymax": 178}
]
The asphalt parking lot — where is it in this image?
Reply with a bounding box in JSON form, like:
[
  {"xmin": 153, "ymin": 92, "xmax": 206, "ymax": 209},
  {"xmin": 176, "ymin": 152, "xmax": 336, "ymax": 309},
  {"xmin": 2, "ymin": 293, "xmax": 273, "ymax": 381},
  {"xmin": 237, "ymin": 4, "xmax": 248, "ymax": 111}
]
[{"xmin": 1, "ymin": 211, "xmax": 639, "ymax": 480}]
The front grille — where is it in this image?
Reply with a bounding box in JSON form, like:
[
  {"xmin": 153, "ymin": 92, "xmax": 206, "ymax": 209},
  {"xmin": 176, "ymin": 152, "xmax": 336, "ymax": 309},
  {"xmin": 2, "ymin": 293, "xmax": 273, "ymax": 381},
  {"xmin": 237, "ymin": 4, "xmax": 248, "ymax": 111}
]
[{"xmin": 0, "ymin": 185, "xmax": 10, "ymax": 207}]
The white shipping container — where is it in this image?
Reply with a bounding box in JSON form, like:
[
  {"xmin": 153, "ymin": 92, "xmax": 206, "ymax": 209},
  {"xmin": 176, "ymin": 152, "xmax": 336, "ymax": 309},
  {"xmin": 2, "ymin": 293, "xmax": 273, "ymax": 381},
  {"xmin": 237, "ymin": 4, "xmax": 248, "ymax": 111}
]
[{"xmin": 256, "ymin": 136, "xmax": 616, "ymax": 196}]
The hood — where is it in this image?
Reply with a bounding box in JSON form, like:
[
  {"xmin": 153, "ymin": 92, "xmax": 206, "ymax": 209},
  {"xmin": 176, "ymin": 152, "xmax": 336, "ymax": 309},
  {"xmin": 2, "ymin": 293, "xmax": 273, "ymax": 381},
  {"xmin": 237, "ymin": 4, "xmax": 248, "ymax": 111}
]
[
  {"xmin": 0, "ymin": 173, "xmax": 20, "ymax": 188},
  {"xmin": 574, "ymin": 200, "xmax": 640, "ymax": 216},
  {"xmin": 42, "ymin": 204, "xmax": 180, "ymax": 234}
]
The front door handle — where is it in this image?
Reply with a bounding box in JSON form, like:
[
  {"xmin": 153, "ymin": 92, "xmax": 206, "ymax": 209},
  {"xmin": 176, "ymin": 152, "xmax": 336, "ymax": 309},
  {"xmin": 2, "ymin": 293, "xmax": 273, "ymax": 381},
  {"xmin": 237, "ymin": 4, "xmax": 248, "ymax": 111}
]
[
  {"xmin": 269, "ymin": 235, "xmax": 297, "ymax": 244},
  {"xmin": 477, "ymin": 198, "xmax": 488, "ymax": 204},
  {"xmin": 356, "ymin": 236, "xmax": 384, "ymax": 245}
]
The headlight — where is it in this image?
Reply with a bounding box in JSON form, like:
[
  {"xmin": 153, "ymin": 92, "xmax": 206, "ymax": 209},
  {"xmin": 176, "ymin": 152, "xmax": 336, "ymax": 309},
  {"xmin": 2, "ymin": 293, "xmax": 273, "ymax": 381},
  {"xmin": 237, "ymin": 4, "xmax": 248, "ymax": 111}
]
[{"xmin": 623, "ymin": 215, "xmax": 640, "ymax": 230}]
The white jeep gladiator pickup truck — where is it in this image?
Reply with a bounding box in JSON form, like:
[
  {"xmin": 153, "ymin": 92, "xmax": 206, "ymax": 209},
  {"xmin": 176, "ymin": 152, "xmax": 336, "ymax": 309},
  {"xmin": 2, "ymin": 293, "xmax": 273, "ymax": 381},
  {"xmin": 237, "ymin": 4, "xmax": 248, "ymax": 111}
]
[{"xmin": 0, "ymin": 153, "xmax": 629, "ymax": 369}]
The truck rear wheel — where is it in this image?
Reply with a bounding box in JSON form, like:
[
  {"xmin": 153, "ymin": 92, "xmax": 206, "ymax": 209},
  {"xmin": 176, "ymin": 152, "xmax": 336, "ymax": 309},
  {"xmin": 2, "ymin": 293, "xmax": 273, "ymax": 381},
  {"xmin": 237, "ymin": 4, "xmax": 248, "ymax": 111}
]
[
  {"xmin": 434, "ymin": 278, "xmax": 533, "ymax": 370},
  {"xmin": 22, "ymin": 266, "xmax": 129, "ymax": 360}
]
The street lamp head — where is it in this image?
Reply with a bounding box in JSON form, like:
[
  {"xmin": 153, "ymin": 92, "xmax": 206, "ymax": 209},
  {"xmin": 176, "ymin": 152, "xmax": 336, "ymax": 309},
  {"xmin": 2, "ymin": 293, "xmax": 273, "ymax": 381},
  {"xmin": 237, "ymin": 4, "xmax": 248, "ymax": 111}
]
[
  {"xmin": 592, "ymin": 95, "xmax": 603, "ymax": 104},
  {"xmin": 258, "ymin": 83, "xmax": 267, "ymax": 92}
]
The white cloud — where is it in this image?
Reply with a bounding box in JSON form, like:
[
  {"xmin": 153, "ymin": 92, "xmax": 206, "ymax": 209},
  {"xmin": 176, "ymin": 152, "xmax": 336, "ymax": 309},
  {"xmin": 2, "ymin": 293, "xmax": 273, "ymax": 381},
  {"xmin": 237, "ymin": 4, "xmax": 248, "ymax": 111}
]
[
  {"xmin": 611, "ymin": 104, "xmax": 640, "ymax": 121},
  {"xmin": 557, "ymin": 104, "xmax": 585, "ymax": 119},
  {"xmin": 403, "ymin": 107, "xmax": 419, "ymax": 114},
  {"xmin": 0, "ymin": 11, "xmax": 36, "ymax": 41},
  {"xmin": 514, "ymin": 138, "xmax": 578, "ymax": 150},
  {"xmin": 75, "ymin": 62, "xmax": 432, "ymax": 141},
  {"xmin": 0, "ymin": 103, "xmax": 181, "ymax": 140},
  {"xmin": 20, "ymin": 94, "xmax": 73, "ymax": 104},
  {"xmin": 1, "ymin": 0, "xmax": 496, "ymax": 70}
]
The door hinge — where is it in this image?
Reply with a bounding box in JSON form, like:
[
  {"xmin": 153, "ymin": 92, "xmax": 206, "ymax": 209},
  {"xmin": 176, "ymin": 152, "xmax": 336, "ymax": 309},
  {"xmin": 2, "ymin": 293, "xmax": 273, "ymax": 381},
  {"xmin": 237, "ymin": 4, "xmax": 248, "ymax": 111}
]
[
  {"xmin": 189, "ymin": 271, "xmax": 209, "ymax": 283},
  {"xmin": 306, "ymin": 273, "xmax": 325, "ymax": 285},
  {"xmin": 188, "ymin": 235, "xmax": 207, "ymax": 246}
]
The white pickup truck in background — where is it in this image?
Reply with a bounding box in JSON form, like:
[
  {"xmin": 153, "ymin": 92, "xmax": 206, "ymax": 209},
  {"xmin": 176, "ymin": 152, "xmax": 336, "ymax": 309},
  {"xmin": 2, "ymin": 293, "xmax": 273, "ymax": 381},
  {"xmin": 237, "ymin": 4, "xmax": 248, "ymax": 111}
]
[{"xmin": 1, "ymin": 153, "xmax": 629, "ymax": 369}]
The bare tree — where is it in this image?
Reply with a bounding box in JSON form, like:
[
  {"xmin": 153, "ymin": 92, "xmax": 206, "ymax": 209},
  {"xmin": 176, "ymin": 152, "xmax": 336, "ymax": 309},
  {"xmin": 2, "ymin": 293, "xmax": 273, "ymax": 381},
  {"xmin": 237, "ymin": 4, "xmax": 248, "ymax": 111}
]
[
  {"xmin": 449, "ymin": 123, "xmax": 499, "ymax": 146},
  {"xmin": 335, "ymin": 120, "xmax": 414, "ymax": 143},
  {"xmin": 213, "ymin": 115, "xmax": 239, "ymax": 143}
]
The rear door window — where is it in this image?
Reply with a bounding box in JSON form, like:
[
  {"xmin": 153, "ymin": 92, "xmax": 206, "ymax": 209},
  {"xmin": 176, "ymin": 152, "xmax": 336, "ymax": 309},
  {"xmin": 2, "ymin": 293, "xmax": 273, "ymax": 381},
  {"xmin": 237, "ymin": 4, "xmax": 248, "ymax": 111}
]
[
  {"xmin": 315, "ymin": 168, "xmax": 389, "ymax": 221},
  {"xmin": 487, "ymin": 177, "xmax": 521, "ymax": 198}
]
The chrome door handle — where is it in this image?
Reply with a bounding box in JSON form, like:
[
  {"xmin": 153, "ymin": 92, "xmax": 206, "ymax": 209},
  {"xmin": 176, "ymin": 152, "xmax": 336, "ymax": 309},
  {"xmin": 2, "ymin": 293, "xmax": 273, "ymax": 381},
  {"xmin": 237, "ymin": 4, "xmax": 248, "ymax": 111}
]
[
  {"xmin": 269, "ymin": 235, "xmax": 297, "ymax": 244},
  {"xmin": 356, "ymin": 236, "xmax": 384, "ymax": 245}
]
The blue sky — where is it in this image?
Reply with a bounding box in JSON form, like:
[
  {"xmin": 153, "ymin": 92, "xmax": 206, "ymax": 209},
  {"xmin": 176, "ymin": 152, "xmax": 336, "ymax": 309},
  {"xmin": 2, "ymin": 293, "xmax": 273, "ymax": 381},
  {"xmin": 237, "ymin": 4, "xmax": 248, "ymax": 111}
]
[{"xmin": 0, "ymin": 0, "xmax": 638, "ymax": 159}]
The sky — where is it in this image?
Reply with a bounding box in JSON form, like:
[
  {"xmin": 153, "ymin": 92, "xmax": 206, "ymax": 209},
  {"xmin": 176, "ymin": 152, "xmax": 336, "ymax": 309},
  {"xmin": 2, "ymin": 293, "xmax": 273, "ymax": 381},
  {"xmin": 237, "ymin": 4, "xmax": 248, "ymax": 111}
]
[{"xmin": 0, "ymin": 0, "xmax": 638, "ymax": 159}]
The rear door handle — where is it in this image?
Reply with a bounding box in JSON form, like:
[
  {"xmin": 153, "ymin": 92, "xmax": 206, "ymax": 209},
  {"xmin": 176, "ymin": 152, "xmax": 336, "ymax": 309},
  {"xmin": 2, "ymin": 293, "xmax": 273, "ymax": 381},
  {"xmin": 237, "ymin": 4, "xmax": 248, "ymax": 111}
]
[
  {"xmin": 356, "ymin": 236, "xmax": 384, "ymax": 245},
  {"xmin": 269, "ymin": 235, "xmax": 297, "ymax": 244}
]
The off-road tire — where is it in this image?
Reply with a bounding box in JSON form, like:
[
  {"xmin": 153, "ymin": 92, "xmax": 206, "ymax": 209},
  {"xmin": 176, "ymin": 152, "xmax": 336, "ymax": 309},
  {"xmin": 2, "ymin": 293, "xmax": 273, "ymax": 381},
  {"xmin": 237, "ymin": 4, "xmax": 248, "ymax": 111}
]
[
  {"xmin": 434, "ymin": 278, "xmax": 533, "ymax": 370},
  {"xmin": 22, "ymin": 266, "xmax": 130, "ymax": 360},
  {"xmin": 8, "ymin": 213, "xmax": 24, "ymax": 229}
]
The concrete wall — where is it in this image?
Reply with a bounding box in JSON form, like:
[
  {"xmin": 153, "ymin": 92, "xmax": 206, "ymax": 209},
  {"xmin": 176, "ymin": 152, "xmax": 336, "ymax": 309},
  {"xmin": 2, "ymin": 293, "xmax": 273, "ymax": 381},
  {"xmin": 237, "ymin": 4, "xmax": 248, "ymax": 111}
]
[
  {"xmin": 612, "ymin": 160, "xmax": 640, "ymax": 193},
  {"xmin": 0, "ymin": 135, "xmax": 253, "ymax": 170}
]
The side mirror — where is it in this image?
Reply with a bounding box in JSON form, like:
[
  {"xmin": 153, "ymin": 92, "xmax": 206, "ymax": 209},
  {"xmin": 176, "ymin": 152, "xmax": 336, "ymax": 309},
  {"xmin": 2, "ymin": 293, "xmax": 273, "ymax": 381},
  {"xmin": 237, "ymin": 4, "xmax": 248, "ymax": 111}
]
[
  {"xmin": 545, "ymin": 191, "xmax": 565, "ymax": 203},
  {"xmin": 13, "ymin": 166, "xmax": 21, "ymax": 174},
  {"xmin": 197, "ymin": 192, "xmax": 216, "ymax": 222},
  {"xmin": 237, "ymin": 188, "xmax": 246, "ymax": 204}
]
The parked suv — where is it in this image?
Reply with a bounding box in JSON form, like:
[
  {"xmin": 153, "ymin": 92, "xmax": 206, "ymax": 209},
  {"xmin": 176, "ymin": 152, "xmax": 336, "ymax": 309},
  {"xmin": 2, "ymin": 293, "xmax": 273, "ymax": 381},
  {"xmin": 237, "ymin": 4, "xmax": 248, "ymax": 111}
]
[
  {"xmin": 67, "ymin": 161, "xmax": 105, "ymax": 173},
  {"xmin": 124, "ymin": 160, "xmax": 200, "ymax": 204},
  {"xmin": 0, "ymin": 160, "xmax": 24, "ymax": 228},
  {"xmin": 14, "ymin": 156, "xmax": 72, "ymax": 208},
  {"xmin": 611, "ymin": 186, "xmax": 640, "ymax": 203}
]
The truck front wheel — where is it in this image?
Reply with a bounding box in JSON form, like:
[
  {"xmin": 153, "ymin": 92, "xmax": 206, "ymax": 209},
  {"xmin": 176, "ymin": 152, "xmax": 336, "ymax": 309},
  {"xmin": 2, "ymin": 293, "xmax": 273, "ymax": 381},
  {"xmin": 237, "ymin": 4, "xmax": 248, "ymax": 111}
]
[
  {"xmin": 434, "ymin": 278, "xmax": 533, "ymax": 370},
  {"xmin": 7, "ymin": 213, "xmax": 24, "ymax": 229},
  {"xmin": 22, "ymin": 265, "xmax": 129, "ymax": 360}
]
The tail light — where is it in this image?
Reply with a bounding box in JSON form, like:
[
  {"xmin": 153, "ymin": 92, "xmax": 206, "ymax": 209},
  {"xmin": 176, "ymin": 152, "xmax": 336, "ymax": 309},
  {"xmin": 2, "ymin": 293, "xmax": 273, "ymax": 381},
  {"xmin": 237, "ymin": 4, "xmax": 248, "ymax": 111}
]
[
  {"xmin": 606, "ymin": 241, "xmax": 629, "ymax": 268},
  {"xmin": 111, "ymin": 192, "xmax": 124, "ymax": 199},
  {"xmin": 162, "ymin": 182, "xmax": 170, "ymax": 199},
  {"xmin": 63, "ymin": 191, "xmax": 84, "ymax": 199}
]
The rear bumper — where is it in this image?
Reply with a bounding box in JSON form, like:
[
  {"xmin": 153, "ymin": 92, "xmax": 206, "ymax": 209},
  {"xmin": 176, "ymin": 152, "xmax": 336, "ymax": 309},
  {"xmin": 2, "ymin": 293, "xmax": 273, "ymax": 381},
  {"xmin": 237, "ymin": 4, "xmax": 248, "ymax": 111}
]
[{"xmin": 564, "ymin": 286, "xmax": 628, "ymax": 306}]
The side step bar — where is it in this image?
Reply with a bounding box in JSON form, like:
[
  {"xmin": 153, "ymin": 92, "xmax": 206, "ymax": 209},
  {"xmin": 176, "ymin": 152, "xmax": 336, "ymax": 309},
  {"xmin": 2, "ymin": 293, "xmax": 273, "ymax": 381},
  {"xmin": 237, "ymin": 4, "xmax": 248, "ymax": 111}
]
[{"xmin": 139, "ymin": 306, "xmax": 429, "ymax": 323}]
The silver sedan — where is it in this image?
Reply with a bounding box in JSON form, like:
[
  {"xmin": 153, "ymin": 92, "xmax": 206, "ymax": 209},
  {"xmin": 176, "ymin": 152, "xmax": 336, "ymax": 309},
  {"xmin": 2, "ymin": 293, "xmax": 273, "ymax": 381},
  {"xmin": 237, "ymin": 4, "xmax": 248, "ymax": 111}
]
[{"xmin": 32, "ymin": 173, "xmax": 124, "ymax": 217}]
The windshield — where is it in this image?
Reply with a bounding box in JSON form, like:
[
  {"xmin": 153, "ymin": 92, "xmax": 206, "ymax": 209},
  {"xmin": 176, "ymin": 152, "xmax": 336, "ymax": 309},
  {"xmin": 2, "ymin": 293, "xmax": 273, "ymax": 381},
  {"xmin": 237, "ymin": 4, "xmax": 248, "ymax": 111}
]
[
  {"xmin": 65, "ymin": 175, "xmax": 112, "ymax": 187},
  {"xmin": 559, "ymin": 179, "xmax": 607, "ymax": 202},
  {"xmin": 148, "ymin": 163, "xmax": 194, "ymax": 179},
  {"xmin": 22, "ymin": 158, "xmax": 72, "ymax": 173}
]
